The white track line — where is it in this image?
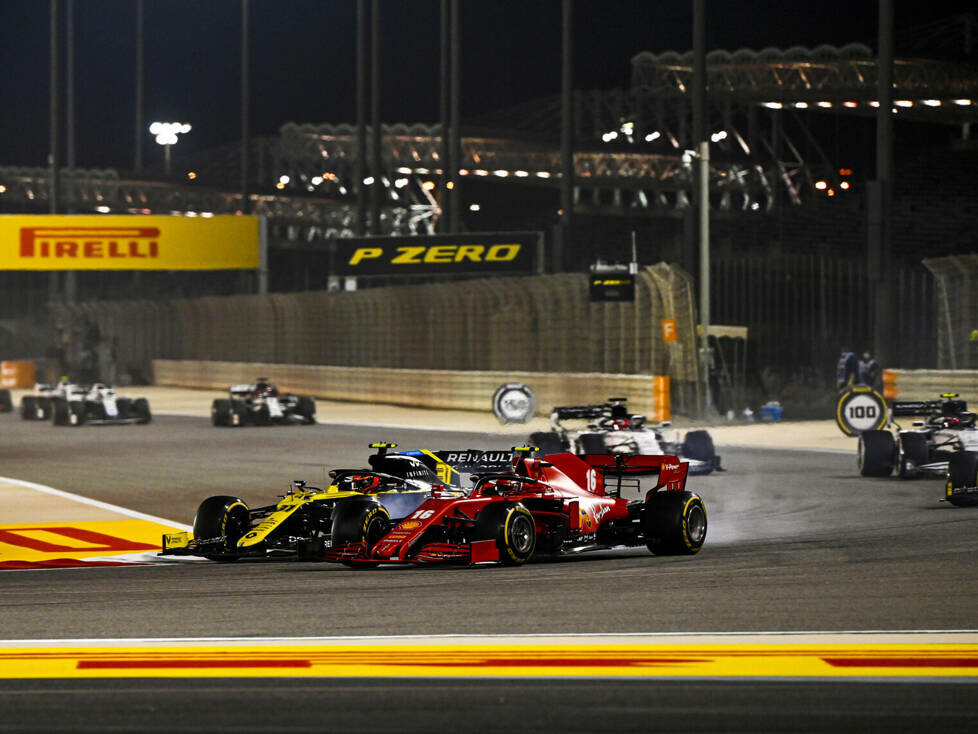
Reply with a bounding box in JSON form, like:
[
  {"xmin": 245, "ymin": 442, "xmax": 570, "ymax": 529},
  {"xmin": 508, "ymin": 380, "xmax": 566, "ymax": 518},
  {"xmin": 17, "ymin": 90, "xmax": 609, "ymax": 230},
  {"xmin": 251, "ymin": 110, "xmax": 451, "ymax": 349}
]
[
  {"xmin": 2, "ymin": 630, "xmax": 977, "ymax": 646},
  {"xmin": 0, "ymin": 475, "xmax": 190, "ymax": 531}
]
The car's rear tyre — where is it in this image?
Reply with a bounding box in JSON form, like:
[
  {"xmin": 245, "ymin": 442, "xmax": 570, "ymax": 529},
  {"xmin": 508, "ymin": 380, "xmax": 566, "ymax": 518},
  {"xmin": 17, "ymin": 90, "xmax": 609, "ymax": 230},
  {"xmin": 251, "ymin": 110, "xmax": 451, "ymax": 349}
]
[
  {"xmin": 897, "ymin": 432, "xmax": 929, "ymax": 479},
  {"xmin": 682, "ymin": 430, "xmax": 717, "ymax": 471},
  {"xmin": 65, "ymin": 400, "xmax": 86, "ymax": 427},
  {"xmin": 0, "ymin": 389, "xmax": 11, "ymax": 413},
  {"xmin": 133, "ymin": 398, "xmax": 152, "ymax": 424},
  {"xmin": 230, "ymin": 399, "xmax": 247, "ymax": 426},
  {"xmin": 331, "ymin": 498, "xmax": 390, "ymax": 568},
  {"xmin": 476, "ymin": 502, "xmax": 536, "ymax": 565},
  {"xmin": 37, "ymin": 396, "xmax": 53, "ymax": 420},
  {"xmin": 211, "ymin": 399, "xmax": 232, "ymax": 427},
  {"xmin": 193, "ymin": 496, "xmax": 251, "ymax": 561},
  {"xmin": 297, "ymin": 396, "xmax": 316, "ymax": 425},
  {"xmin": 946, "ymin": 452, "xmax": 978, "ymax": 507},
  {"xmin": 576, "ymin": 433, "xmax": 607, "ymax": 455},
  {"xmin": 858, "ymin": 430, "xmax": 895, "ymax": 477},
  {"xmin": 529, "ymin": 431, "xmax": 566, "ymax": 456},
  {"xmin": 51, "ymin": 398, "xmax": 67, "ymax": 425},
  {"xmin": 645, "ymin": 490, "xmax": 707, "ymax": 555},
  {"xmin": 20, "ymin": 396, "xmax": 37, "ymax": 420}
]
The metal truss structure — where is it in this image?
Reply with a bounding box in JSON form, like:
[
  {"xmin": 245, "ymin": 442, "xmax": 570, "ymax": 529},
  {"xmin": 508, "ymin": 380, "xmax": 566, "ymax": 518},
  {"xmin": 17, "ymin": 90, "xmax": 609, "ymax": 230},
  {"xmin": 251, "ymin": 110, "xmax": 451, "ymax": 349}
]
[
  {"xmin": 2, "ymin": 36, "xmax": 977, "ymax": 231},
  {"xmin": 0, "ymin": 165, "xmax": 431, "ymax": 243}
]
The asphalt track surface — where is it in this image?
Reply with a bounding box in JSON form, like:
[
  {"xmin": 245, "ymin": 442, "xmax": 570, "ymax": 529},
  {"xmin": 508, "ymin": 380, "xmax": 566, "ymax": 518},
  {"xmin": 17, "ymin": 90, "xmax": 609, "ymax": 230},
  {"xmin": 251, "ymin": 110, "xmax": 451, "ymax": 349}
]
[{"xmin": 2, "ymin": 412, "xmax": 977, "ymax": 732}]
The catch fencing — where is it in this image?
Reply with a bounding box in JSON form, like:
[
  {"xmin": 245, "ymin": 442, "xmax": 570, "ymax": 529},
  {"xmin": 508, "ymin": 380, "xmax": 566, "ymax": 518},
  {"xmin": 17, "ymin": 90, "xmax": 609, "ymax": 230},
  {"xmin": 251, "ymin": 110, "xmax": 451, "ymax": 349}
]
[
  {"xmin": 923, "ymin": 254, "xmax": 978, "ymax": 371},
  {"xmin": 711, "ymin": 255, "xmax": 937, "ymax": 380},
  {"xmin": 53, "ymin": 263, "xmax": 705, "ymax": 414}
]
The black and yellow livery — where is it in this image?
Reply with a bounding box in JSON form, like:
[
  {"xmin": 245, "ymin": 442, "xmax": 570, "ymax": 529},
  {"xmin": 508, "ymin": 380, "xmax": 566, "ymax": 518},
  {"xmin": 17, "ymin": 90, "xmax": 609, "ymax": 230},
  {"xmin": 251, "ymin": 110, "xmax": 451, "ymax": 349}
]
[{"xmin": 160, "ymin": 444, "xmax": 513, "ymax": 561}]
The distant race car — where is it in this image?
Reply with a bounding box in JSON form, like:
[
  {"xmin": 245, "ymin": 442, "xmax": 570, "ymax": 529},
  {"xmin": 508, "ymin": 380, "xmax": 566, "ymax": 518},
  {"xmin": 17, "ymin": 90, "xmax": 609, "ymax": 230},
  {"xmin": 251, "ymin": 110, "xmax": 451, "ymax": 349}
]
[
  {"xmin": 20, "ymin": 380, "xmax": 73, "ymax": 421},
  {"xmin": 211, "ymin": 378, "xmax": 316, "ymax": 426},
  {"xmin": 35, "ymin": 381, "xmax": 152, "ymax": 426},
  {"xmin": 160, "ymin": 443, "xmax": 509, "ymax": 561},
  {"xmin": 858, "ymin": 394, "xmax": 978, "ymax": 487},
  {"xmin": 528, "ymin": 397, "xmax": 721, "ymax": 475},
  {"xmin": 325, "ymin": 446, "xmax": 707, "ymax": 568}
]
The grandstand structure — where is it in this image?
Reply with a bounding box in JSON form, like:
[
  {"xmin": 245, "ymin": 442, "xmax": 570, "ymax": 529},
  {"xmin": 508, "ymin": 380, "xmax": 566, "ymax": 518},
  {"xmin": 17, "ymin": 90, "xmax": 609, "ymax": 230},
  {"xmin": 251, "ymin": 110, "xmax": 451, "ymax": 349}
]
[{"xmin": 0, "ymin": 28, "xmax": 976, "ymax": 248}]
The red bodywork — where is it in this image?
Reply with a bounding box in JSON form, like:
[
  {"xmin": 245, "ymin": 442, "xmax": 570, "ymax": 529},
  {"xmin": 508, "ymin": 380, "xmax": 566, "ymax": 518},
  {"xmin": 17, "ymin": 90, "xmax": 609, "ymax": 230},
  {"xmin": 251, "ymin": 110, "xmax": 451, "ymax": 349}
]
[{"xmin": 327, "ymin": 452, "xmax": 689, "ymax": 565}]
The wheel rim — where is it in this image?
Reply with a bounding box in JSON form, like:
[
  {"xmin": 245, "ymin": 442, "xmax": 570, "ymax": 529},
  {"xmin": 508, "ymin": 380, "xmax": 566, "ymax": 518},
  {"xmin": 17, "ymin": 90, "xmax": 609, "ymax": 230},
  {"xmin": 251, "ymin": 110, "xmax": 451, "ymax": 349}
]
[
  {"xmin": 686, "ymin": 504, "xmax": 706, "ymax": 545},
  {"xmin": 508, "ymin": 512, "xmax": 534, "ymax": 555}
]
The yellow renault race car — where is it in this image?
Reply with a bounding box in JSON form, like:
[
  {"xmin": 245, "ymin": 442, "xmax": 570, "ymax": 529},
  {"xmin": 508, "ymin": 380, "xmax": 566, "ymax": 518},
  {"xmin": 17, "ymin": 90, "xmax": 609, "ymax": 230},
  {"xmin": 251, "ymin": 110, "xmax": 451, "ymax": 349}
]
[{"xmin": 160, "ymin": 443, "xmax": 508, "ymax": 561}]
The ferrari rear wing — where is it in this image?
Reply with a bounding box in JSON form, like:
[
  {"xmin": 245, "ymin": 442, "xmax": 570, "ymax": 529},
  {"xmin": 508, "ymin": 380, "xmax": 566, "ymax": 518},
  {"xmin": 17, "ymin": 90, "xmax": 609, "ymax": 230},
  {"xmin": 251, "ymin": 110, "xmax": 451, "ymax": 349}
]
[{"xmin": 578, "ymin": 453, "xmax": 689, "ymax": 491}]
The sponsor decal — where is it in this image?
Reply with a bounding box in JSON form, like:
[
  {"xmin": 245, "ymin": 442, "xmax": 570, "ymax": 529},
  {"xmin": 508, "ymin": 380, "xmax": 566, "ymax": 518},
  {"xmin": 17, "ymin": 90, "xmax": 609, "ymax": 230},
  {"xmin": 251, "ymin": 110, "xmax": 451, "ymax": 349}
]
[
  {"xmin": 398, "ymin": 520, "xmax": 422, "ymax": 530},
  {"xmin": 0, "ymin": 215, "xmax": 260, "ymax": 271},
  {"xmin": 333, "ymin": 232, "xmax": 540, "ymax": 276}
]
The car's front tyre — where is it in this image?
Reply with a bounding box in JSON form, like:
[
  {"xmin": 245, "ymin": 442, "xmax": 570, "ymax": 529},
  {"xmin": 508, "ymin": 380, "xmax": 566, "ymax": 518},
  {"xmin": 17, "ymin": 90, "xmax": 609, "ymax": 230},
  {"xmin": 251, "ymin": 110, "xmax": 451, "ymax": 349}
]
[{"xmin": 193, "ymin": 496, "xmax": 251, "ymax": 561}]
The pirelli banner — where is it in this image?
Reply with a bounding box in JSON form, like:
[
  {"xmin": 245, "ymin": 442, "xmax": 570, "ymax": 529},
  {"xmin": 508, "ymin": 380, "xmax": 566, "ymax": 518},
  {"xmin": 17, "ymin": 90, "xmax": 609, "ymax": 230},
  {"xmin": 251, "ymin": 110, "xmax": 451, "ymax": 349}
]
[
  {"xmin": 335, "ymin": 232, "xmax": 542, "ymax": 276},
  {"xmin": 0, "ymin": 215, "xmax": 261, "ymax": 271}
]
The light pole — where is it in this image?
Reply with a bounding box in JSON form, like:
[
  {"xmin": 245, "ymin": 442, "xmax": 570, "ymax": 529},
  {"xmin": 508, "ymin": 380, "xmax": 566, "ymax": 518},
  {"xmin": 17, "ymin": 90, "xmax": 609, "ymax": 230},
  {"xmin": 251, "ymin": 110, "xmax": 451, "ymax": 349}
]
[{"xmin": 149, "ymin": 121, "xmax": 191, "ymax": 176}]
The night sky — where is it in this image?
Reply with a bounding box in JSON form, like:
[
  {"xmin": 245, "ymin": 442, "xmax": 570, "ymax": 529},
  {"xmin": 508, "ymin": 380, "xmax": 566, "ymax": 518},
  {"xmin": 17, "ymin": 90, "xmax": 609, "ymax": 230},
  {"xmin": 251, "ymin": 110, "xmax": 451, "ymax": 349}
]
[{"xmin": 0, "ymin": 0, "xmax": 973, "ymax": 171}]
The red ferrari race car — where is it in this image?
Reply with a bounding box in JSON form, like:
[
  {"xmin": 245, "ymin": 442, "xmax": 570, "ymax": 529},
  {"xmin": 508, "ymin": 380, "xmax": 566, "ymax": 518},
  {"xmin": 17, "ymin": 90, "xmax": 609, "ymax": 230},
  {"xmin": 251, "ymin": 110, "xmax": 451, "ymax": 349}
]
[{"xmin": 324, "ymin": 447, "xmax": 707, "ymax": 567}]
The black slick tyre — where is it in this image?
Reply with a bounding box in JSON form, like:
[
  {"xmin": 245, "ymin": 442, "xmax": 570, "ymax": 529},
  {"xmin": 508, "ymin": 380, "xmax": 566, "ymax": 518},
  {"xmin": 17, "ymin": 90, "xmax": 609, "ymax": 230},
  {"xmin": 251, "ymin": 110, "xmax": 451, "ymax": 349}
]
[
  {"xmin": 0, "ymin": 389, "xmax": 11, "ymax": 413},
  {"xmin": 577, "ymin": 433, "xmax": 607, "ymax": 455},
  {"xmin": 51, "ymin": 398, "xmax": 68, "ymax": 425},
  {"xmin": 297, "ymin": 396, "xmax": 316, "ymax": 424},
  {"xmin": 20, "ymin": 396, "xmax": 37, "ymax": 420},
  {"xmin": 857, "ymin": 430, "xmax": 895, "ymax": 477},
  {"xmin": 476, "ymin": 502, "xmax": 536, "ymax": 565},
  {"xmin": 330, "ymin": 498, "xmax": 390, "ymax": 568},
  {"xmin": 682, "ymin": 430, "xmax": 717, "ymax": 471},
  {"xmin": 230, "ymin": 399, "xmax": 247, "ymax": 426},
  {"xmin": 115, "ymin": 397, "xmax": 133, "ymax": 420},
  {"xmin": 946, "ymin": 452, "xmax": 978, "ymax": 507},
  {"xmin": 192, "ymin": 496, "xmax": 251, "ymax": 561},
  {"xmin": 897, "ymin": 432, "xmax": 929, "ymax": 479},
  {"xmin": 644, "ymin": 490, "xmax": 707, "ymax": 555},
  {"xmin": 211, "ymin": 399, "xmax": 231, "ymax": 427},
  {"xmin": 133, "ymin": 398, "xmax": 152, "ymax": 424},
  {"xmin": 37, "ymin": 396, "xmax": 52, "ymax": 420},
  {"xmin": 529, "ymin": 431, "xmax": 565, "ymax": 456},
  {"xmin": 66, "ymin": 401, "xmax": 86, "ymax": 427}
]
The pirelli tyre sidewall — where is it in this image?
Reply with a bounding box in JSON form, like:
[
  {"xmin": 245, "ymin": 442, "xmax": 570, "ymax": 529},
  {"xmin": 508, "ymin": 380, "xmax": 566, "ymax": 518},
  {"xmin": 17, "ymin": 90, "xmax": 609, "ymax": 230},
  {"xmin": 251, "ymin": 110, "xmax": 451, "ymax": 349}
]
[
  {"xmin": 476, "ymin": 502, "xmax": 536, "ymax": 565},
  {"xmin": 645, "ymin": 490, "xmax": 707, "ymax": 555},
  {"xmin": 331, "ymin": 498, "xmax": 391, "ymax": 567},
  {"xmin": 193, "ymin": 496, "xmax": 251, "ymax": 561},
  {"xmin": 946, "ymin": 452, "xmax": 978, "ymax": 507},
  {"xmin": 858, "ymin": 430, "xmax": 896, "ymax": 477},
  {"xmin": 836, "ymin": 386, "xmax": 888, "ymax": 437}
]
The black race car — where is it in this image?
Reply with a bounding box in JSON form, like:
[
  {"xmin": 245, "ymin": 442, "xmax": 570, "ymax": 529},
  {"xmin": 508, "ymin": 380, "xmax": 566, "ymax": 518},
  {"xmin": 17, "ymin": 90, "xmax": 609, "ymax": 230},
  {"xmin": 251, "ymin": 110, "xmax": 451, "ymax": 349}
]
[
  {"xmin": 211, "ymin": 378, "xmax": 316, "ymax": 426},
  {"xmin": 858, "ymin": 393, "xmax": 978, "ymax": 492},
  {"xmin": 528, "ymin": 397, "xmax": 721, "ymax": 475}
]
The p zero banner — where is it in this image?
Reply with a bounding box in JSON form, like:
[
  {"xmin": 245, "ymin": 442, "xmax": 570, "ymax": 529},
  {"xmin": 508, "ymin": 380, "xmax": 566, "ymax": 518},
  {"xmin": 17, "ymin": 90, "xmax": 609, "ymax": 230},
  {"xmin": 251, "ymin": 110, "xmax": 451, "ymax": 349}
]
[
  {"xmin": 334, "ymin": 232, "xmax": 542, "ymax": 276},
  {"xmin": 0, "ymin": 215, "xmax": 260, "ymax": 270}
]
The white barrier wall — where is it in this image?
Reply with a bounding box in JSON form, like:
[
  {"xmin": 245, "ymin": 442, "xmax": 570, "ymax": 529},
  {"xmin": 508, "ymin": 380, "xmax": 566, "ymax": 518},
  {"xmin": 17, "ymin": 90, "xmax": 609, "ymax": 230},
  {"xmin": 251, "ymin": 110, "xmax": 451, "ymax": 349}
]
[
  {"xmin": 153, "ymin": 359, "xmax": 667, "ymax": 419},
  {"xmin": 883, "ymin": 369, "xmax": 978, "ymax": 401}
]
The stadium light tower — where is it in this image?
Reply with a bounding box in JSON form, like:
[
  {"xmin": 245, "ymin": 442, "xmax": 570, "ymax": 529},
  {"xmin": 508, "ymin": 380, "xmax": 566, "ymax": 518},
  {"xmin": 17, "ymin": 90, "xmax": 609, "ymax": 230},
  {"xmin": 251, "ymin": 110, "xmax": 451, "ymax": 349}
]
[{"xmin": 150, "ymin": 121, "xmax": 191, "ymax": 176}]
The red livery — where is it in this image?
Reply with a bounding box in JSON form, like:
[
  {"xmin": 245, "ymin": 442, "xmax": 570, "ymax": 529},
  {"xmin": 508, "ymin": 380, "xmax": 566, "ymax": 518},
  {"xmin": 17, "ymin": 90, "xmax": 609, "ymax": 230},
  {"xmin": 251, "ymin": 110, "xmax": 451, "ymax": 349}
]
[{"xmin": 324, "ymin": 448, "xmax": 706, "ymax": 567}]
